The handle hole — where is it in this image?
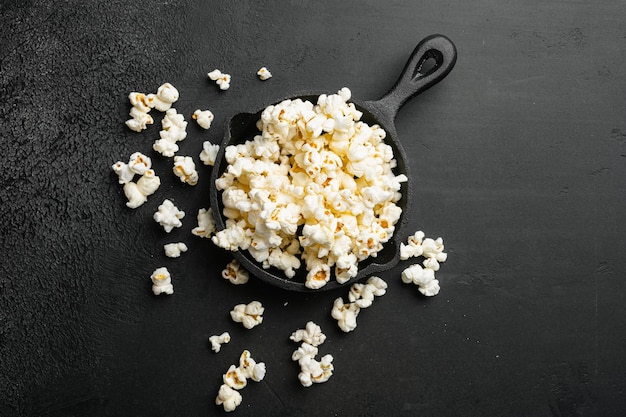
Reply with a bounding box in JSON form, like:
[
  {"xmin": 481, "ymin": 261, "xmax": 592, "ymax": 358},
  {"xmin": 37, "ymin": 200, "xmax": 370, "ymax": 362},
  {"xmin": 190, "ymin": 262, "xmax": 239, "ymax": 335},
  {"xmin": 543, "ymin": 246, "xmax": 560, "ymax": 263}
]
[{"xmin": 412, "ymin": 49, "xmax": 443, "ymax": 79}]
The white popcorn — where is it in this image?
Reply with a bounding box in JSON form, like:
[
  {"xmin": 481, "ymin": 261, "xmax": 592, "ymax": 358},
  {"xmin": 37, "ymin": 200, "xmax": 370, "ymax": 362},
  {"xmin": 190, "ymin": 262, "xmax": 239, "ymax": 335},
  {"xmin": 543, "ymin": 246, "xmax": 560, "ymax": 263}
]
[
  {"xmin": 422, "ymin": 237, "xmax": 448, "ymax": 262},
  {"xmin": 164, "ymin": 242, "xmax": 188, "ymax": 258},
  {"xmin": 223, "ymin": 365, "xmax": 247, "ymax": 390},
  {"xmin": 221, "ymin": 259, "xmax": 249, "ymax": 285},
  {"xmin": 331, "ymin": 297, "xmax": 360, "ymax": 333},
  {"xmin": 400, "ymin": 242, "xmax": 422, "ymax": 260},
  {"xmin": 401, "ymin": 264, "xmax": 440, "ymax": 297},
  {"xmin": 230, "ymin": 301, "xmax": 264, "ymax": 329},
  {"xmin": 348, "ymin": 276, "xmax": 387, "ymax": 308},
  {"xmin": 112, "ymin": 161, "xmax": 135, "ymax": 184},
  {"xmin": 192, "ymin": 109, "xmax": 214, "ymax": 129},
  {"xmin": 123, "ymin": 181, "xmax": 147, "ymax": 209},
  {"xmin": 191, "ymin": 208, "xmax": 216, "ymax": 238},
  {"xmin": 156, "ymin": 82, "xmax": 179, "ymax": 106},
  {"xmin": 199, "ymin": 141, "xmax": 220, "ymax": 166},
  {"xmin": 290, "ymin": 321, "xmax": 326, "ymax": 347},
  {"xmin": 125, "ymin": 95, "xmax": 154, "ymax": 132},
  {"xmin": 297, "ymin": 354, "xmax": 334, "ymax": 387},
  {"xmin": 209, "ymin": 332, "xmax": 231, "ymax": 353},
  {"xmin": 215, "ymin": 384, "xmax": 242, "ymax": 412},
  {"xmin": 152, "ymin": 138, "xmax": 179, "ymax": 157},
  {"xmin": 212, "ymin": 88, "xmax": 406, "ymax": 288},
  {"xmin": 291, "ymin": 342, "xmax": 319, "ymax": 363},
  {"xmin": 153, "ymin": 108, "xmax": 187, "ymax": 157},
  {"xmin": 238, "ymin": 350, "xmax": 266, "ymax": 382},
  {"xmin": 153, "ymin": 199, "xmax": 185, "ymax": 233},
  {"xmin": 257, "ymin": 67, "xmax": 272, "ymax": 80},
  {"xmin": 150, "ymin": 266, "xmax": 173, "ymax": 295},
  {"xmin": 128, "ymin": 92, "xmax": 151, "ymax": 113},
  {"xmin": 208, "ymin": 69, "xmax": 231, "ymax": 90},
  {"xmin": 135, "ymin": 169, "xmax": 161, "ymax": 197},
  {"xmin": 172, "ymin": 155, "xmax": 199, "ymax": 186}
]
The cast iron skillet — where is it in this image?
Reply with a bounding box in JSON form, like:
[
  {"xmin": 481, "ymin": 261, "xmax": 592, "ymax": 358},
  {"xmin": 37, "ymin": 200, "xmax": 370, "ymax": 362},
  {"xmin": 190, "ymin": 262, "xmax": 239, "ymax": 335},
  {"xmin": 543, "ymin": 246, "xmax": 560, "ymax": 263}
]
[{"xmin": 209, "ymin": 34, "xmax": 457, "ymax": 292}]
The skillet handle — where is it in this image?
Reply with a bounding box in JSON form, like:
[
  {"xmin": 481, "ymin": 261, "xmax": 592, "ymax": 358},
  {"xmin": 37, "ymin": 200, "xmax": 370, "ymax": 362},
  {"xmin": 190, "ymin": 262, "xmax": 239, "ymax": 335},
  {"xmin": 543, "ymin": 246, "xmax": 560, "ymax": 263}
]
[{"xmin": 374, "ymin": 34, "xmax": 457, "ymax": 118}]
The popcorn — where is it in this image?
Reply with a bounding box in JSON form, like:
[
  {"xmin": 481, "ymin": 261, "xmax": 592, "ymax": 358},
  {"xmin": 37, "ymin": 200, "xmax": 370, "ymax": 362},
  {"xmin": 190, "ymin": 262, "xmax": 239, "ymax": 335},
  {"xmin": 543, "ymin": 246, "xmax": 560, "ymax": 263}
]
[
  {"xmin": 191, "ymin": 208, "xmax": 216, "ymax": 238},
  {"xmin": 208, "ymin": 69, "xmax": 231, "ymax": 90},
  {"xmin": 297, "ymin": 354, "xmax": 334, "ymax": 387},
  {"xmin": 199, "ymin": 141, "xmax": 220, "ymax": 166},
  {"xmin": 172, "ymin": 155, "xmax": 199, "ymax": 186},
  {"xmin": 125, "ymin": 93, "xmax": 154, "ymax": 132},
  {"xmin": 216, "ymin": 350, "xmax": 266, "ymax": 412},
  {"xmin": 331, "ymin": 276, "xmax": 387, "ymax": 332},
  {"xmin": 209, "ymin": 332, "xmax": 231, "ymax": 353},
  {"xmin": 192, "ymin": 109, "xmax": 214, "ymax": 129},
  {"xmin": 164, "ymin": 242, "xmax": 188, "ymax": 258},
  {"xmin": 257, "ymin": 67, "xmax": 272, "ymax": 80},
  {"xmin": 221, "ymin": 259, "xmax": 249, "ymax": 285},
  {"xmin": 401, "ymin": 264, "xmax": 440, "ymax": 296},
  {"xmin": 213, "ymin": 88, "xmax": 406, "ymax": 288},
  {"xmin": 128, "ymin": 92, "xmax": 151, "ymax": 113},
  {"xmin": 150, "ymin": 267, "xmax": 173, "ymax": 295},
  {"xmin": 230, "ymin": 301, "xmax": 264, "ymax": 329},
  {"xmin": 113, "ymin": 152, "xmax": 161, "ymax": 209},
  {"xmin": 215, "ymin": 384, "xmax": 242, "ymax": 412},
  {"xmin": 290, "ymin": 321, "xmax": 326, "ymax": 347},
  {"xmin": 153, "ymin": 199, "xmax": 185, "ymax": 232},
  {"xmin": 153, "ymin": 108, "xmax": 187, "ymax": 157},
  {"xmin": 152, "ymin": 82, "xmax": 179, "ymax": 112}
]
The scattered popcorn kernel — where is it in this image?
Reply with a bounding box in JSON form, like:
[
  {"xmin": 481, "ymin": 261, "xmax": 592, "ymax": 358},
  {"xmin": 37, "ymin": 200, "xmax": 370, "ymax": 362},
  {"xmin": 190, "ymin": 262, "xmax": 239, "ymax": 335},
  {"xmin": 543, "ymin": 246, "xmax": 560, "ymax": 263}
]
[
  {"xmin": 209, "ymin": 332, "xmax": 231, "ymax": 353},
  {"xmin": 208, "ymin": 69, "xmax": 231, "ymax": 90},
  {"xmin": 112, "ymin": 161, "xmax": 135, "ymax": 185},
  {"xmin": 216, "ymin": 384, "xmax": 242, "ymax": 412},
  {"xmin": 128, "ymin": 152, "xmax": 152, "ymax": 175},
  {"xmin": 164, "ymin": 242, "xmax": 188, "ymax": 258},
  {"xmin": 223, "ymin": 364, "xmax": 247, "ymax": 390},
  {"xmin": 135, "ymin": 169, "xmax": 161, "ymax": 197},
  {"xmin": 400, "ymin": 242, "xmax": 422, "ymax": 260},
  {"xmin": 401, "ymin": 264, "xmax": 440, "ymax": 297},
  {"xmin": 222, "ymin": 259, "xmax": 249, "ymax": 285},
  {"xmin": 257, "ymin": 67, "xmax": 272, "ymax": 80},
  {"xmin": 331, "ymin": 297, "xmax": 360, "ymax": 333},
  {"xmin": 153, "ymin": 199, "xmax": 185, "ymax": 233},
  {"xmin": 290, "ymin": 321, "xmax": 326, "ymax": 347},
  {"xmin": 199, "ymin": 141, "xmax": 220, "ymax": 166},
  {"xmin": 156, "ymin": 82, "xmax": 179, "ymax": 105},
  {"xmin": 173, "ymin": 155, "xmax": 199, "ymax": 186},
  {"xmin": 192, "ymin": 109, "xmax": 214, "ymax": 129},
  {"xmin": 422, "ymin": 237, "xmax": 447, "ymax": 262},
  {"xmin": 153, "ymin": 138, "xmax": 179, "ymax": 157},
  {"xmin": 128, "ymin": 92, "xmax": 151, "ymax": 113},
  {"xmin": 290, "ymin": 338, "xmax": 334, "ymax": 387},
  {"xmin": 348, "ymin": 276, "xmax": 387, "ymax": 308},
  {"xmin": 150, "ymin": 266, "xmax": 173, "ymax": 295},
  {"xmin": 191, "ymin": 208, "xmax": 216, "ymax": 238},
  {"xmin": 123, "ymin": 181, "xmax": 147, "ymax": 209},
  {"xmin": 230, "ymin": 301, "xmax": 264, "ymax": 329},
  {"xmin": 153, "ymin": 108, "xmax": 187, "ymax": 157},
  {"xmin": 238, "ymin": 350, "xmax": 266, "ymax": 382}
]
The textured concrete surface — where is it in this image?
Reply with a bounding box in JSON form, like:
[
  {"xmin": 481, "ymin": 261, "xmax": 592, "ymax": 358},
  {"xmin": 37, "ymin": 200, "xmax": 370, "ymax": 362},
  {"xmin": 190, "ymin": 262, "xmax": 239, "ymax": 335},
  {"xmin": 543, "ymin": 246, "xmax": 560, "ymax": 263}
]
[{"xmin": 1, "ymin": 1, "xmax": 625, "ymax": 416}]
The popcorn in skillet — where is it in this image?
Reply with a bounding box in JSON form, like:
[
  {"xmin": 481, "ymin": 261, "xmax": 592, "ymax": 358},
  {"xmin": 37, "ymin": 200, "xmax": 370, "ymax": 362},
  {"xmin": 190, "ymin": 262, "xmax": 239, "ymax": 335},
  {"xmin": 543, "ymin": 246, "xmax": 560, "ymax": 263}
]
[
  {"xmin": 191, "ymin": 208, "xmax": 216, "ymax": 238},
  {"xmin": 401, "ymin": 264, "xmax": 439, "ymax": 296},
  {"xmin": 192, "ymin": 109, "xmax": 214, "ymax": 130},
  {"xmin": 199, "ymin": 141, "xmax": 220, "ymax": 166},
  {"xmin": 209, "ymin": 332, "xmax": 231, "ymax": 353},
  {"xmin": 257, "ymin": 67, "xmax": 272, "ymax": 80},
  {"xmin": 230, "ymin": 301, "xmax": 264, "ymax": 329},
  {"xmin": 153, "ymin": 108, "xmax": 188, "ymax": 157},
  {"xmin": 213, "ymin": 88, "xmax": 407, "ymax": 289},
  {"xmin": 222, "ymin": 259, "xmax": 249, "ymax": 285},
  {"xmin": 150, "ymin": 267, "xmax": 173, "ymax": 295},
  {"xmin": 208, "ymin": 69, "xmax": 231, "ymax": 90},
  {"xmin": 173, "ymin": 155, "xmax": 199, "ymax": 186},
  {"xmin": 164, "ymin": 242, "xmax": 188, "ymax": 258},
  {"xmin": 153, "ymin": 199, "xmax": 185, "ymax": 233},
  {"xmin": 216, "ymin": 350, "xmax": 266, "ymax": 412}
]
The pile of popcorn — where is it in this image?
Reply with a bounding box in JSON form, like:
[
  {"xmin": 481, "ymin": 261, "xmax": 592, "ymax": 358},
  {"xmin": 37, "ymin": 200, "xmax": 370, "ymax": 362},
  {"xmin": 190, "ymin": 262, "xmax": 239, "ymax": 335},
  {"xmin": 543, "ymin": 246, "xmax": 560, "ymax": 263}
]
[{"xmin": 213, "ymin": 87, "xmax": 407, "ymax": 289}]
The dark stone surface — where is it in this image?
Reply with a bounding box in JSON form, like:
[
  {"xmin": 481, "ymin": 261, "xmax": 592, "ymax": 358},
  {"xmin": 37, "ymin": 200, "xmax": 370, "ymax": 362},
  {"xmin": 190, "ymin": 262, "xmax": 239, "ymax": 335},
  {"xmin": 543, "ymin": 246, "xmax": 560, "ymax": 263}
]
[{"xmin": 1, "ymin": 1, "xmax": 625, "ymax": 416}]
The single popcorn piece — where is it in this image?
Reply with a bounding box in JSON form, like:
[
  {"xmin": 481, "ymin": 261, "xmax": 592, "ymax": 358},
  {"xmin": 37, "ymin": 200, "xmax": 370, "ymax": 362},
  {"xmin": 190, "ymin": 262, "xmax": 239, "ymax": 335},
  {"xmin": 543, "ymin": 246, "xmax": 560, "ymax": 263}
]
[
  {"xmin": 230, "ymin": 301, "xmax": 264, "ymax": 329},
  {"xmin": 191, "ymin": 208, "xmax": 216, "ymax": 238},
  {"xmin": 112, "ymin": 161, "xmax": 135, "ymax": 185},
  {"xmin": 113, "ymin": 153, "xmax": 161, "ymax": 208},
  {"xmin": 208, "ymin": 69, "xmax": 231, "ymax": 90},
  {"xmin": 215, "ymin": 384, "xmax": 242, "ymax": 412},
  {"xmin": 123, "ymin": 181, "xmax": 147, "ymax": 209},
  {"xmin": 222, "ymin": 259, "xmax": 249, "ymax": 285},
  {"xmin": 238, "ymin": 350, "xmax": 266, "ymax": 383},
  {"xmin": 145, "ymin": 82, "xmax": 179, "ymax": 112},
  {"xmin": 128, "ymin": 152, "xmax": 152, "ymax": 175},
  {"xmin": 257, "ymin": 66, "xmax": 272, "ymax": 80},
  {"xmin": 164, "ymin": 242, "xmax": 188, "ymax": 258},
  {"xmin": 199, "ymin": 141, "xmax": 220, "ymax": 166},
  {"xmin": 290, "ymin": 321, "xmax": 327, "ymax": 347},
  {"xmin": 297, "ymin": 354, "xmax": 334, "ymax": 387},
  {"xmin": 209, "ymin": 332, "xmax": 231, "ymax": 353},
  {"xmin": 192, "ymin": 109, "xmax": 214, "ymax": 129},
  {"xmin": 153, "ymin": 199, "xmax": 185, "ymax": 233},
  {"xmin": 150, "ymin": 267, "xmax": 173, "ymax": 295},
  {"xmin": 348, "ymin": 276, "xmax": 387, "ymax": 308},
  {"xmin": 135, "ymin": 169, "xmax": 161, "ymax": 197},
  {"xmin": 331, "ymin": 297, "xmax": 360, "ymax": 333},
  {"xmin": 172, "ymin": 155, "xmax": 199, "ymax": 186},
  {"xmin": 401, "ymin": 264, "xmax": 440, "ymax": 297},
  {"xmin": 223, "ymin": 365, "xmax": 247, "ymax": 390},
  {"xmin": 125, "ymin": 94, "xmax": 154, "ymax": 132}
]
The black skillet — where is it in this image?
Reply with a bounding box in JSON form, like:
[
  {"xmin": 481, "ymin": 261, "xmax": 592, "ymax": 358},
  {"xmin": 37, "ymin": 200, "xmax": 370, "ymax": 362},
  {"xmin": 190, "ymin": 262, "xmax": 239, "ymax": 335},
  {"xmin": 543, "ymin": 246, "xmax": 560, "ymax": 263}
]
[{"xmin": 209, "ymin": 34, "xmax": 457, "ymax": 292}]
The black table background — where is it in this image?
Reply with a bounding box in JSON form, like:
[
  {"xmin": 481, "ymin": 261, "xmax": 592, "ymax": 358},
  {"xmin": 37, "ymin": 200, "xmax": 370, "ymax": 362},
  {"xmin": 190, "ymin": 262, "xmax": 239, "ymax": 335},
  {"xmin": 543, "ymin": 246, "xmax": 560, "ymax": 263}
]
[{"xmin": 1, "ymin": 1, "xmax": 625, "ymax": 416}]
